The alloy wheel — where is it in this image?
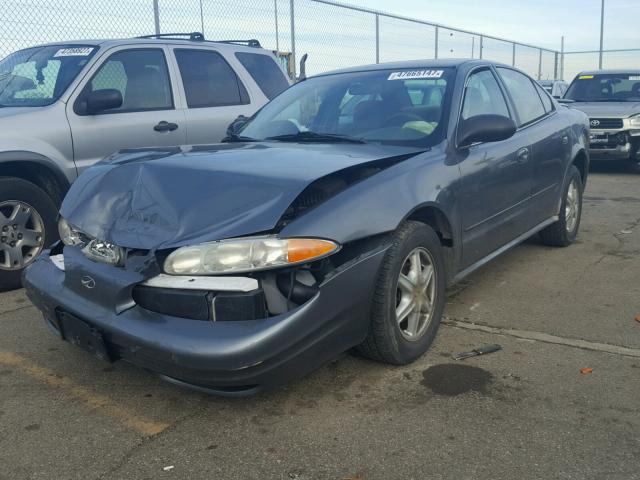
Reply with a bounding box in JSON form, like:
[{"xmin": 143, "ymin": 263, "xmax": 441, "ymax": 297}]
[
  {"xmin": 565, "ymin": 179, "xmax": 580, "ymax": 233},
  {"xmin": 0, "ymin": 200, "xmax": 45, "ymax": 270},
  {"xmin": 395, "ymin": 247, "xmax": 437, "ymax": 341}
]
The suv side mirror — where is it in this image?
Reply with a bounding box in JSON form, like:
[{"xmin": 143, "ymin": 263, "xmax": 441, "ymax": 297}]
[
  {"xmin": 458, "ymin": 114, "xmax": 517, "ymax": 148},
  {"xmin": 86, "ymin": 89, "xmax": 123, "ymax": 115},
  {"xmin": 226, "ymin": 115, "xmax": 250, "ymax": 137}
]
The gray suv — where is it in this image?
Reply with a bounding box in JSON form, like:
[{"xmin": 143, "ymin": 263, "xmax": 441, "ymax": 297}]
[
  {"xmin": 0, "ymin": 33, "xmax": 290, "ymax": 289},
  {"xmin": 563, "ymin": 69, "xmax": 640, "ymax": 165}
]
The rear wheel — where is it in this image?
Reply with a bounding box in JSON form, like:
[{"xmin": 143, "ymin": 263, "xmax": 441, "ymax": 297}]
[
  {"xmin": 357, "ymin": 221, "xmax": 446, "ymax": 365},
  {"xmin": 539, "ymin": 165, "xmax": 583, "ymax": 247},
  {"xmin": 0, "ymin": 177, "xmax": 58, "ymax": 291}
]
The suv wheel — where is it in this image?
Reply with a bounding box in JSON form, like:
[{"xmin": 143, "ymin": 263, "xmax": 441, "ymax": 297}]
[{"xmin": 0, "ymin": 177, "xmax": 59, "ymax": 291}]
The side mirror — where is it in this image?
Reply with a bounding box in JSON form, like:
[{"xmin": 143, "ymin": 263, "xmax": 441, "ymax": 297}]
[
  {"xmin": 557, "ymin": 98, "xmax": 575, "ymax": 104},
  {"xmin": 86, "ymin": 89, "xmax": 123, "ymax": 115},
  {"xmin": 226, "ymin": 115, "xmax": 250, "ymax": 138},
  {"xmin": 457, "ymin": 114, "xmax": 517, "ymax": 148}
]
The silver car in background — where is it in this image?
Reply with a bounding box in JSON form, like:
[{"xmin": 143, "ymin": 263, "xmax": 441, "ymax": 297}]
[
  {"xmin": 563, "ymin": 69, "xmax": 640, "ymax": 166},
  {"xmin": 0, "ymin": 33, "xmax": 290, "ymax": 289},
  {"xmin": 539, "ymin": 79, "xmax": 568, "ymax": 98}
]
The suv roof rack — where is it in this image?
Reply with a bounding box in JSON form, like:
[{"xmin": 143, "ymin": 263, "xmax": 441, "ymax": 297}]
[{"xmin": 135, "ymin": 32, "xmax": 261, "ymax": 48}]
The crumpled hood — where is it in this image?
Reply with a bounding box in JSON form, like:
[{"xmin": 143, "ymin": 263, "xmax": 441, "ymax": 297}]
[
  {"xmin": 569, "ymin": 102, "xmax": 640, "ymax": 118},
  {"xmin": 61, "ymin": 142, "xmax": 422, "ymax": 250}
]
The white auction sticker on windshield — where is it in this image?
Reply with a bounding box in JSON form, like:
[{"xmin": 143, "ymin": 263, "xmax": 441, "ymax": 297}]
[
  {"xmin": 54, "ymin": 47, "xmax": 94, "ymax": 57},
  {"xmin": 388, "ymin": 70, "xmax": 443, "ymax": 81}
]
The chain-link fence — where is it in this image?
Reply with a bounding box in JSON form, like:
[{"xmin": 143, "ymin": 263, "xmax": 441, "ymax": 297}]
[
  {"xmin": 2, "ymin": 0, "xmax": 562, "ymax": 79},
  {"xmin": 561, "ymin": 49, "xmax": 640, "ymax": 83}
]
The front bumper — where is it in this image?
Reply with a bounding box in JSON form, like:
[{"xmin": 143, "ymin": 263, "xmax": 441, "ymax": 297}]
[
  {"xmin": 589, "ymin": 129, "xmax": 640, "ymax": 161},
  {"xmin": 23, "ymin": 246, "xmax": 386, "ymax": 395}
]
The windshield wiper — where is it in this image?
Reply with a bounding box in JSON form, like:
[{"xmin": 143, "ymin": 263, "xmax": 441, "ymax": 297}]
[
  {"xmin": 265, "ymin": 131, "xmax": 366, "ymax": 144},
  {"xmin": 221, "ymin": 133, "xmax": 260, "ymax": 143}
]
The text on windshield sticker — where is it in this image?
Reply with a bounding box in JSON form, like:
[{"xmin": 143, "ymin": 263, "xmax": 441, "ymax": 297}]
[
  {"xmin": 54, "ymin": 47, "xmax": 94, "ymax": 58},
  {"xmin": 388, "ymin": 70, "xmax": 443, "ymax": 81}
]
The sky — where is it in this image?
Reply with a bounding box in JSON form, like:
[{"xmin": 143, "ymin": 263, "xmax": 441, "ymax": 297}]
[{"xmin": 355, "ymin": 0, "xmax": 639, "ymax": 52}]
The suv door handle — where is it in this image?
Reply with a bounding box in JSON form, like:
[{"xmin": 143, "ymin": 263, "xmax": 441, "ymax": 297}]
[
  {"xmin": 516, "ymin": 147, "xmax": 530, "ymax": 163},
  {"xmin": 154, "ymin": 121, "xmax": 178, "ymax": 132}
]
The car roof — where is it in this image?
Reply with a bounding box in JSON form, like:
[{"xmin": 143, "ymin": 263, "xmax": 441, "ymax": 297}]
[
  {"xmin": 312, "ymin": 59, "xmax": 509, "ymax": 78},
  {"xmin": 578, "ymin": 69, "xmax": 640, "ymax": 76},
  {"xmin": 24, "ymin": 37, "xmax": 270, "ymax": 55}
]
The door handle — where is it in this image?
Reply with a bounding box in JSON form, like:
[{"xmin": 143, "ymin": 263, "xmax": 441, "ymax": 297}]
[
  {"xmin": 516, "ymin": 147, "xmax": 530, "ymax": 163},
  {"xmin": 154, "ymin": 121, "xmax": 178, "ymax": 132}
]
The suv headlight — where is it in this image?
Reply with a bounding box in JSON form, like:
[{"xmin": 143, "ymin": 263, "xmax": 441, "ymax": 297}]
[
  {"xmin": 163, "ymin": 237, "xmax": 339, "ymax": 275},
  {"xmin": 628, "ymin": 115, "xmax": 640, "ymax": 128},
  {"xmin": 58, "ymin": 217, "xmax": 88, "ymax": 246}
]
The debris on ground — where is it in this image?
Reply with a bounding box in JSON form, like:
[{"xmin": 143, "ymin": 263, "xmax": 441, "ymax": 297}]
[
  {"xmin": 619, "ymin": 229, "xmax": 633, "ymax": 234},
  {"xmin": 635, "ymin": 313, "xmax": 640, "ymax": 323},
  {"xmin": 453, "ymin": 344, "xmax": 502, "ymax": 360},
  {"xmin": 162, "ymin": 466, "xmax": 175, "ymax": 472},
  {"xmin": 342, "ymin": 474, "xmax": 364, "ymax": 480},
  {"xmin": 580, "ymin": 368, "xmax": 593, "ymax": 375}
]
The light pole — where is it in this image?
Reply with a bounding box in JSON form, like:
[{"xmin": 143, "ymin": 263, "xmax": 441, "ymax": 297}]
[{"xmin": 598, "ymin": 0, "xmax": 605, "ymax": 69}]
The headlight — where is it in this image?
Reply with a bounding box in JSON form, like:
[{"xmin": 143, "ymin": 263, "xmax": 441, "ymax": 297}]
[
  {"xmin": 58, "ymin": 217, "xmax": 87, "ymax": 246},
  {"xmin": 164, "ymin": 237, "xmax": 339, "ymax": 275},
  {"xmin": 628, "ymin": 116, "xmax": 640, "ymax": 128}
]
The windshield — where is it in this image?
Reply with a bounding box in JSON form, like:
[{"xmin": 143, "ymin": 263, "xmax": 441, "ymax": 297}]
[
  {"xmin": 0, "ymin": 45, "xmax": 97, "ymax": 107},
  {"xmin": 239, "ymin": 68, "xmax": 454, "ymax": 147},
  {"xmin": 564, "ymin": 73, "xmax": 640, "ymax": 102}
]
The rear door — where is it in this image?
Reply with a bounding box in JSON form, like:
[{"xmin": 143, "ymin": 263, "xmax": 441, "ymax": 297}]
[
  {"xmin": 496, "ymin": 67, "xmax": 567, "ymax": 225},
  {"xmin": 456, "ymin": 67, "xmax": 534, "ymax": 267},
  {"xmin": 170, "ymin": 48, "xmax": 260, "ymax": 144},
  {"xmin": 66, "ymin": 45, "xmax": 186, "ymax": 172}
]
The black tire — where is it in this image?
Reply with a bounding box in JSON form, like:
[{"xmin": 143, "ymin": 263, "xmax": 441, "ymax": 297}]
[
  {"xmin": 0, "ymin": 177, "xmax": 59, "ymax": 291},
  {"xmin": 357, "ymin": 221, "xmax": 446, "ymax": 365},
  {"xmin": 539, "ymin": 165, "xmax": 583, "ymax": 247}
]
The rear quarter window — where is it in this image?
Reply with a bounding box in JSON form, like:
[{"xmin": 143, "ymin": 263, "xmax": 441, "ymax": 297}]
[{"xmin": 235, "ymin": 52, "xmax": 289, "ymax": 100}]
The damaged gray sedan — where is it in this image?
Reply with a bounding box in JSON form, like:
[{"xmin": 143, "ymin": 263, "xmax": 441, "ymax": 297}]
[{"xmin": 23, "ymin": 59, "xmax": 589, "ymax": 395}]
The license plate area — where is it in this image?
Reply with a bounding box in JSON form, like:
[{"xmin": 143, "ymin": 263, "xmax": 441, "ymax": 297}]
[
  {"xmin": 589, "ymin": 133, "xmax": 609, "ymax": 144},
  {"xmin": 57, "ymin": 311, "xmax": 112, "ymax": 363}
]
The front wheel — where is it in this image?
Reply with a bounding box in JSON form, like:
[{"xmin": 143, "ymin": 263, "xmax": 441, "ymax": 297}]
[
  {"xmin": 357, "ymin": 221, "xmax": 446, "ymax": 365},
  {"xmin": 0, "ymin": 177, "xmax": 59, "ymax": 291},
  {"xmin": 539, "ymin": 165, "xmax": 583, "ymax": 247}
]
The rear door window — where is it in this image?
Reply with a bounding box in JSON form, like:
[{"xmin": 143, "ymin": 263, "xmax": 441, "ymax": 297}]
[
  {"xmin": 534, "ymin": 83, "xmax": 554, "ymax": 113},
  {"xmin": 497, "ymin": 68, "xmax": 546, "ymax": 126},
  {"xmin": 175, "ymin": 49, "xmax": 249, "ymax": 108},
  {"xmin": 235, "ymin": 52, "xmax": 289, "ymax": 100}
]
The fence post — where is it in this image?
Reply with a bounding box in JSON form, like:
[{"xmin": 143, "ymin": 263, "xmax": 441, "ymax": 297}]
[
  {"xmin": 479, "ymin": 35, "xmax": 483, "ymax": 59},
  {"xmin": 471, "ymin": 37, "xmax": 475, "ymax": 58},
  {"xmin": 153, "ymin": 0, "xmax": 160, "ymax": 35},
  {"xmin": 274, "ymin": 0, "xmax": 280, "ymax": 51},
  {"xmin": 560, "ymin": 36, "xmax": 565, "ymax": 80},
  {"xmin": 375, "ymin": 14, "xmax": 380, "ymax": 64},
  {"xmin": 290, "ymin": 0, "xmax": 296, "ymax": 79},
  {"xmin": 434, "ymin": 26, "xmax": 439, "ymax": 59},
  {"xmin": 512, "ymin": 43, "xmax": 516, "ymax": 66},
  {"xmin": 199, "ymin": 0, "xmax": 204, "ymax": 35},
  {"xmin": 537, "ymin": 48, "xmax": 542, "ymax": 80}
]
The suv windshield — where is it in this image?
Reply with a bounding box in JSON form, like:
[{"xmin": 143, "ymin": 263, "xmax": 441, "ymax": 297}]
[
  {"xmin": 0, "ymin": 45, "xmax": 97, "ymax": 107},
  {"xmin": 239, "ymin": 68, "xmax": 454, "ymax": 147},
  {"xmin": 565, "ymin": 73, "xmax": 640, "ymax": 102}
]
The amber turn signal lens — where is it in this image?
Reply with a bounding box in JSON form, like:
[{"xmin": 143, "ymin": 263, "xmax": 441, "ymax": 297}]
[{"xmin": 287, "ymin": 239, "xmax": 338, "ymax": 264}]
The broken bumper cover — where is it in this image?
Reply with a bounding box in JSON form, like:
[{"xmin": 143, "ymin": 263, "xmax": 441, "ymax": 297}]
[{"xmin": 22, "ymin": 248, "xmax": 386, "ymax": 395}]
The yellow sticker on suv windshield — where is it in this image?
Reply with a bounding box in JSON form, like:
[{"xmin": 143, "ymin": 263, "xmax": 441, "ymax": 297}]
[{"xmin": 578, "ymin": 75, "xmax": 594, "ymax": 79}]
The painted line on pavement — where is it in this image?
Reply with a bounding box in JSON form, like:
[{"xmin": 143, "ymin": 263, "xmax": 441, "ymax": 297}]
[{"xmin": 0, "ymin": 350, "xmax": 170, "ymax": 436}]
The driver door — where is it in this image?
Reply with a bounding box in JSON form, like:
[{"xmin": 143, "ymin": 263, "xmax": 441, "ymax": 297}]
[
  {"xmin": 455, "ymin": 67, "xmax": 534, "ymax": 268},
  {"xmin": 66, "ymin": 45, "xmax": 185, "ymax": 173}
]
